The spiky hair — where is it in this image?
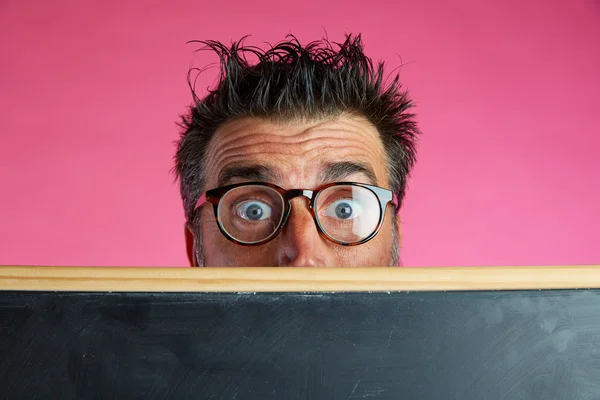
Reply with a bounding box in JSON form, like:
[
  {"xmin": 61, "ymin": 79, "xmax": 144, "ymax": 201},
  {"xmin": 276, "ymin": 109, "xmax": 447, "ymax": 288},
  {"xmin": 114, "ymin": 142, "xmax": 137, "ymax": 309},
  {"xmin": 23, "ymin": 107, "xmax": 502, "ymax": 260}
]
[{"xmin": 175, "ymin": 34, "xmax": 419, "ymax": 220}]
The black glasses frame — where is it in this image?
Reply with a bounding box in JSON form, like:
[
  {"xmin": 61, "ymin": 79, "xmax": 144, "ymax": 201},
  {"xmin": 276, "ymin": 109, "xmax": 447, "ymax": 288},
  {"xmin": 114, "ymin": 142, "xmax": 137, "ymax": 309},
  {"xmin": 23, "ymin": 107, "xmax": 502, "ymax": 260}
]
[{"xmin": 193, "ymin": 181, "xmax": 399, "ymax": 246}]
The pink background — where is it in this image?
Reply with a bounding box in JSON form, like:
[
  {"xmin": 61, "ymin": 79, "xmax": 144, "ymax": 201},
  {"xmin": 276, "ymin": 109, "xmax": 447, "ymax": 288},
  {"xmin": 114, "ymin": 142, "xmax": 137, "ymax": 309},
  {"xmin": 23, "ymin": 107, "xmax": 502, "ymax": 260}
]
[{"xmin": 1, "ymin": 0, "xmax": 598, "ymax": 267}]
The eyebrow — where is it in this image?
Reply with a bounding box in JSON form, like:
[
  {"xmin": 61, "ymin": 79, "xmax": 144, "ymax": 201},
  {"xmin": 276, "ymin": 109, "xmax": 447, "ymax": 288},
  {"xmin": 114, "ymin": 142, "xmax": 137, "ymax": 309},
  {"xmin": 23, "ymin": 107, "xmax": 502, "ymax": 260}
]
[
  {"xmin": 217, "ymin": 164, "xmax": 282, "ymax": 187},
  {"xmin": 319, "ymin": 161, "xmax": 379, "ymax": 186}
]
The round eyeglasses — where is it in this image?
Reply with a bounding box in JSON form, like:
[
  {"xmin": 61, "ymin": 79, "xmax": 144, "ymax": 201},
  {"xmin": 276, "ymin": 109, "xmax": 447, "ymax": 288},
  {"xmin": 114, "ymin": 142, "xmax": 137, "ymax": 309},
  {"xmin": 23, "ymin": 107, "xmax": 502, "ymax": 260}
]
[{"xmin": 192, "ymin": 182, "xmax": 399, "ymax": 246}]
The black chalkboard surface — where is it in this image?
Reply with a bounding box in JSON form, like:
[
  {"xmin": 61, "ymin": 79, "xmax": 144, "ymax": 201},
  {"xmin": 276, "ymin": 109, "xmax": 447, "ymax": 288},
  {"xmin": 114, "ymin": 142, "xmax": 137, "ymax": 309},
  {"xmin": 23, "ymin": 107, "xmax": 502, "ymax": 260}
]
[{"xmin": 1, "ymin": 289, "xmax": 600, "ymax": 399}]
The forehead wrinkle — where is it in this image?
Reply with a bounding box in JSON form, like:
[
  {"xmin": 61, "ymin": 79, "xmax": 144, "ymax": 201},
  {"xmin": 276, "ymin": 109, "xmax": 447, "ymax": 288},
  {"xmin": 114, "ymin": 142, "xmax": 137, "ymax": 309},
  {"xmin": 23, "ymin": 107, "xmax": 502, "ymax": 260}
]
[
  {"xmin": 214, "ymin": 142, "xmax": 307, "ymax": 167},
  {"xmin": 204, "ymin": 131, "xmax": 285, "ymax": 187},
  {"xmin": 300, "ymin": 138, "xmax": 386, "ymax": 164},
  {"xmin": 209, "ymin": 133, "xmax": 280, "ymax": 164},
  {"xmin": 217, "ymin": 162, "xmax": 285, "ymax": 186},
  {"xmin": 295, "ymin": 136, "xmax": 384, "ymax": 158},
  {"xmin": 301, "ymin": 144, "xmax": 383, "ymax": 166},
  {"xmin": 304, "ymin": 153, "xmax": 385, "ymax": 184},
  {"xmin": 295, "ymin": 128, "xmax": 386, "ymax": 159},
  {"xmin": 223, "ymin": 117, "xmax": 383, "ymax": 151},
  {"xmin": 217, "ymin": 136, "xmax": 376, "ymax": 160},
  {"xmin": 210, "ymin": 140, "xmax": 386, "ymax": 188},
  {"xmin": 209, "ymin": 117, "xmax": 385, "ymax": 160},
  {"xmin": 224, "ymin": 139, "xmax": 386, "ymax": 182},
  {"xmin": 205, "ymin": 115, "xmax": 388, "ymax": 188},
  {"xmin": 309, "ymin": 118, "xmax": 385, "ymax": 147},
  {"xmin": 208, "ymin": 132, "xmax": 314, "ymax": 171},
  {"xmin": 207, "ymin": 136, "xmax": 336, "ymax": 175}
]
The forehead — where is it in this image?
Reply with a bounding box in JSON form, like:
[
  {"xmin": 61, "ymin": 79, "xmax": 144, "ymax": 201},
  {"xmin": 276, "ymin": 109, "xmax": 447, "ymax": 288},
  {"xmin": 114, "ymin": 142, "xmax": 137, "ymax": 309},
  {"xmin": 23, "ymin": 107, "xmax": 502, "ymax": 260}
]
[{"xmin": 203, "ymin": 114, "xmax": 389, "ymax": 189}]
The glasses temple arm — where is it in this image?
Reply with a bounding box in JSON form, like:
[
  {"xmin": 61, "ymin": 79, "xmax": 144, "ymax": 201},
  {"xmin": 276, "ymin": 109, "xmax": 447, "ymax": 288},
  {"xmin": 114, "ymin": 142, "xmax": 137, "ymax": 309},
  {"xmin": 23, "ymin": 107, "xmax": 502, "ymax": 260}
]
[
  {"xmin": 194, "ymin": 193, "xmax": 207, "ymax": 211},
  {"xmin": 392, "ymin": 193, "xmax": 401, "ymax": 216}
]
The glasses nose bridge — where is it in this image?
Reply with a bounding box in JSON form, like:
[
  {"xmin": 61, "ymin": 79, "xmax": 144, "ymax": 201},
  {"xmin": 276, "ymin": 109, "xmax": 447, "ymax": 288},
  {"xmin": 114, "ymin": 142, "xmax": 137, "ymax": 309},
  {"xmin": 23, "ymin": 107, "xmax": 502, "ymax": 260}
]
[
  {"xmin": 285, "ymin": 189, "xmax": 315, "ymax": 204},
  {"xmin": 285, "ymin": 189, "xmax": 317, "ymax": 212},
  {"xmin": 281, "ymin": 188, "xmax": 318, "ymax": 235}
]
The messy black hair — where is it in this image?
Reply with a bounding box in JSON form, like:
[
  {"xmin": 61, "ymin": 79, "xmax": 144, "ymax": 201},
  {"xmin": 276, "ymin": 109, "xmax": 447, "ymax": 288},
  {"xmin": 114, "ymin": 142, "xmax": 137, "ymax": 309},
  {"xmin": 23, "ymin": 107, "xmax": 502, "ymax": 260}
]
[{"xmin": 175, "ymin": 33, "xmax": 419, "ymax": 224}]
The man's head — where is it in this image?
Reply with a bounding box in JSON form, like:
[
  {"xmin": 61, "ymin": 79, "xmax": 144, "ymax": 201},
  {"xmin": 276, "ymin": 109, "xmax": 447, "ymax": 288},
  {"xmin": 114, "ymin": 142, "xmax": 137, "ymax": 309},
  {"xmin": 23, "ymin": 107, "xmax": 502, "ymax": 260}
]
[{"xmin": 175, "ymin": 34, "xmax": 419, "ymax": 267}]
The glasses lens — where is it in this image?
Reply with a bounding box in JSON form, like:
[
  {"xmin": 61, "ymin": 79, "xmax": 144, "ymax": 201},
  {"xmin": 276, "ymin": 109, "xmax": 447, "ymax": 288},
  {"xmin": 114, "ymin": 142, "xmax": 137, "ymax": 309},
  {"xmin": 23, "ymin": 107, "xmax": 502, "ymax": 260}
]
[
  {"xmin": 218, "ymin": 185, "xmax": 285, "ymax": 244},
  {"xmin": 315, "ymin": 185, "xmax": 381, "ymax": 243}
]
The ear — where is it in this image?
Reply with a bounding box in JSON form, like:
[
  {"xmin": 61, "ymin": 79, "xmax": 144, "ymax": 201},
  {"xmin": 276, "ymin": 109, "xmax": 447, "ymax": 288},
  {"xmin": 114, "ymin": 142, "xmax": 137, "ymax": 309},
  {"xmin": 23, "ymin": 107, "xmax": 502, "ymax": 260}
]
[
  {"xmin": 395, "ymin": 214, "xmax": 402, "ymax": 248},
  {"xmin": 395, "ymin": 214, "xmax": 402, "ymax": 266},
  {"xmin": 184, "ymin": 222, "xmax": 198, "ymax": 267}
]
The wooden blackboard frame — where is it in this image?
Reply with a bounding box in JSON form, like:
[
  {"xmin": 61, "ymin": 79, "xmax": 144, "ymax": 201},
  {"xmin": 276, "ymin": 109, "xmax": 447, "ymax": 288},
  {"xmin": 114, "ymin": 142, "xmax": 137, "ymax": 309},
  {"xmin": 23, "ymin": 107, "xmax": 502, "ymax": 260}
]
[{"xmin": 1, "ymin": 265, "xmax": 600, "ymax": 292}]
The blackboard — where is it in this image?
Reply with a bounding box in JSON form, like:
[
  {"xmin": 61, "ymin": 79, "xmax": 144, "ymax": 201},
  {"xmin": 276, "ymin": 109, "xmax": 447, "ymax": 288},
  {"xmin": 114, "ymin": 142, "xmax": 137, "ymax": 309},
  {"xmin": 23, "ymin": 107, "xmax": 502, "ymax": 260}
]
[{"xmin": 1, "ymin": 290, "xmax": 600, "ymax": 399}]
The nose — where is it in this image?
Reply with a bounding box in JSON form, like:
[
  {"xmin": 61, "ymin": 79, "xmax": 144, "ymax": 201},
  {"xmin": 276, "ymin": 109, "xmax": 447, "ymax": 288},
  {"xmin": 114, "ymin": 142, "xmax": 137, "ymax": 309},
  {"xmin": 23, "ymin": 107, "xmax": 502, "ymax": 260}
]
[{"xmin": 277, "ymin": 198, "xmax": 328, "ymax": 267}]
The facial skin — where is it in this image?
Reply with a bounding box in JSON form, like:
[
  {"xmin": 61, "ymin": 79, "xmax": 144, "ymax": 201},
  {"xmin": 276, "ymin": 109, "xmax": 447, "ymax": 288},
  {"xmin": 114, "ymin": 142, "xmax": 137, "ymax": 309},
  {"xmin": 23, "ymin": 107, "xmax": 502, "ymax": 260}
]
[{"xmin": 185, "ymin": 113, "xmax": 400, "ymax": 267}]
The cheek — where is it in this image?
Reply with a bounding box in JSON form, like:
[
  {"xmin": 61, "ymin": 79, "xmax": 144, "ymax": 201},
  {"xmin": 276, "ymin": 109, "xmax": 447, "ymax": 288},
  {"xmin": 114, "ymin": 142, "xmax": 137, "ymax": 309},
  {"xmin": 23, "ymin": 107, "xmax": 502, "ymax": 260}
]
[
  {"xmin": 337, "ymin": 244, "xmax": 389, "ymax": 266},
  {"xmin": 200, "ymin": 209, "xmax": 229, "ymax": 265},
  {"xmin": 201, "ymin": 214, "xmax": 276, "ymax": 266},
  {"xmin": 338, "ymin": 222, "xmax": 394, "ymax": 266}
]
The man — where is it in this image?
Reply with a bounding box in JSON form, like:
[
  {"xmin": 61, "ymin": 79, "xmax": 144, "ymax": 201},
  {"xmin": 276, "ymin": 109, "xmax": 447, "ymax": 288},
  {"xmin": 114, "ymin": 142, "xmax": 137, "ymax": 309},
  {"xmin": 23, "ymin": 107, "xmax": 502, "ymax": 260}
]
[{"xmin": 175, "ymin": 34, "xmax": 419, "ymax": 267}]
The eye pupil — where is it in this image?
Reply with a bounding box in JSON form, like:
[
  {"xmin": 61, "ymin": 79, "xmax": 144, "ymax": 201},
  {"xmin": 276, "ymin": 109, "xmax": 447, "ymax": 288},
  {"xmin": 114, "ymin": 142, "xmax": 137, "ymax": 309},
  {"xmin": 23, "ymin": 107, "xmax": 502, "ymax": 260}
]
[
  {"xmin": 335, "ymin": 202, "xmax": 353, "ymax": 219},
  {"xmin": 246, "ymin": 204, "xmax": 264, "ymax": 220}
]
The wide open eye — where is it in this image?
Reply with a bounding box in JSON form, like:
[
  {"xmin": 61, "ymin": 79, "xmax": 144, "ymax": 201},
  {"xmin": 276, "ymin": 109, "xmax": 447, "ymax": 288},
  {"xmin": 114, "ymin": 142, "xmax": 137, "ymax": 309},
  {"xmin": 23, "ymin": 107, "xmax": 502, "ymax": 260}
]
[
  {"xmin": 315, "ymin": 184, "xmax": 381, "ymax": 243},
  {"xmin": 217, "ymin": 184, "xmax": 285, "ymax": 244},
  {"xmin": 235, "ymin": 200, "xmax": 273, "ymax": 221},
  {"xmin": 322, "ymin": 198, "xmax": 364, "ymax": 220}
]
